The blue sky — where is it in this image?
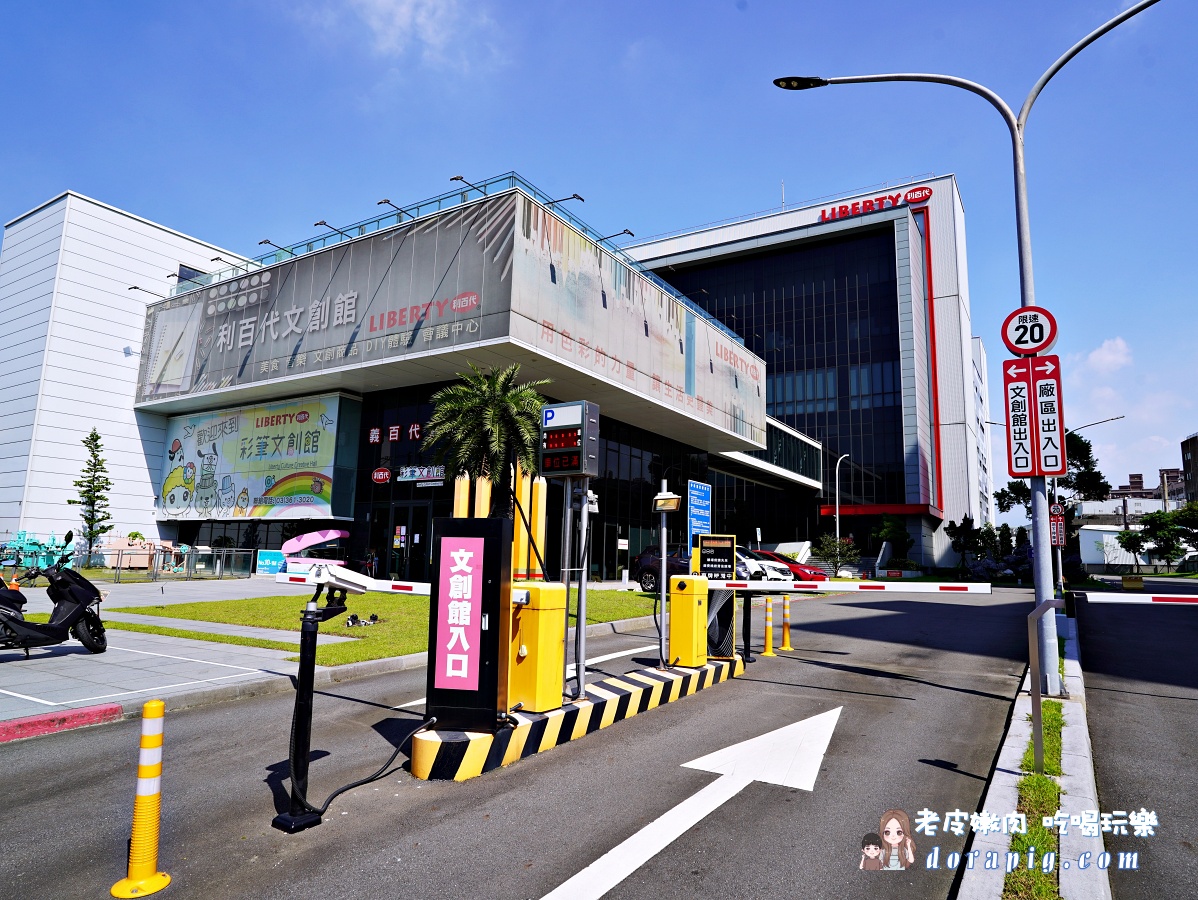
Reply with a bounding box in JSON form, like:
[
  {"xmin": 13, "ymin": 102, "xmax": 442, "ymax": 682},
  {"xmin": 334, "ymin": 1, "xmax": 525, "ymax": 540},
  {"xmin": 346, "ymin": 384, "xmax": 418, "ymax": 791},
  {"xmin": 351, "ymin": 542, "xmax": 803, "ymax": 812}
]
[{"xmin": 2, "ymin": 1, "xmax": 1193, "ymax": 516}]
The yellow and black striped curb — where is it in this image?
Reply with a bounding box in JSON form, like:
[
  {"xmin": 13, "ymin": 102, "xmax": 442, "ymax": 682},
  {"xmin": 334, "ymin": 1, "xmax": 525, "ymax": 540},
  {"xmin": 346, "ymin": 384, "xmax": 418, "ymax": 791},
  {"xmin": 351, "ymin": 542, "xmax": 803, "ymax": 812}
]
[{"xmin": 411, "ymin": 657, "xmax": 745, "ymax": 781}]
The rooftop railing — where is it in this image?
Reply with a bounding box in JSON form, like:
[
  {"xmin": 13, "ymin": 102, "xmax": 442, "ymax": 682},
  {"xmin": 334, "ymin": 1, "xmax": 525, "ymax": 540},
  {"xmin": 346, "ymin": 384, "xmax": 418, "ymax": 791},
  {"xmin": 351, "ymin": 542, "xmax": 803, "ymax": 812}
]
[{"xmin": 166, "ymin": 172, "xmax": 742, "ymax": 344}]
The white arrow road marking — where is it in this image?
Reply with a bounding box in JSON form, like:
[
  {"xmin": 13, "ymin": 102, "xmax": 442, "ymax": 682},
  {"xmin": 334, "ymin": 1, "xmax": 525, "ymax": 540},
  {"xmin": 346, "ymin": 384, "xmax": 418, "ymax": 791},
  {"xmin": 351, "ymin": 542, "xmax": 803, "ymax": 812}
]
[{"xmin": 541, "ymin": 706, "xmax": 842, "ymax": 900}]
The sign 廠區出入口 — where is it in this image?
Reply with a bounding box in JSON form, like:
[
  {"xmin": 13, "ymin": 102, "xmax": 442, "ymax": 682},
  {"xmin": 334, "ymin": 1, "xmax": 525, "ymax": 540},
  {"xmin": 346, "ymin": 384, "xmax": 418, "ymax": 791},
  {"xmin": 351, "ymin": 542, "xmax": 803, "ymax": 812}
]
[{"xmin": 1031, "ymin": 356, "xmax": 1066, "ymax": 477}]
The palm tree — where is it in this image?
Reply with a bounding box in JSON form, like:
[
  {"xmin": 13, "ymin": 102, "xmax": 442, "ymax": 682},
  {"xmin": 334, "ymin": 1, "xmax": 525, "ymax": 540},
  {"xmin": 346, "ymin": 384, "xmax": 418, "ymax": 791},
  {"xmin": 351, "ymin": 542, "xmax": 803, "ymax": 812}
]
[{"xmin": 423, "ymin": 363, "xmax": 550, "ymax": 518}]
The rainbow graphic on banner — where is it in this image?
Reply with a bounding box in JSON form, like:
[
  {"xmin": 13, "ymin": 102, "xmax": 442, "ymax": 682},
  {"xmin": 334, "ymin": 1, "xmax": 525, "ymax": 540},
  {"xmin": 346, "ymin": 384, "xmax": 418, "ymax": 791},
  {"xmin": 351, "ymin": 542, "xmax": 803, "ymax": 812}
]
[{"xmin": 249, "ymin": 471, "xmax": 333, "ymax": 517}]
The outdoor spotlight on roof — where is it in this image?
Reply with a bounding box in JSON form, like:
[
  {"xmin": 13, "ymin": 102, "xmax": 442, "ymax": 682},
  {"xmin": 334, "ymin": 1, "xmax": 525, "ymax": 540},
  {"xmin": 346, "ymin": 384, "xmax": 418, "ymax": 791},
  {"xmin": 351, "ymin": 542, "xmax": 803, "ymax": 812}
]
[
  {"xmin": 167, "ymin": 272, "xmax": 204, "ymax": 287},
  {"xmin": 652, "ymin": 489, "xmax": 682, "ymax": 513},
  {"xmin": 127, "ymin": 285, "xmax": 166, "ymax": 299},
  {"xmin": 376, "ymin": 198, "xmax": 406, "ymax": 219},
  {"xmin": 314, "ymin": 220, "xmax": 353, "ymax": 239},
  {"xmin": 772, "ymin": 76, "xmax": 830, "ymax": 90},
  {"xmin": 598, "ymin": 229, "xmax": 634, "ymax": 242},
  {"xmin": 450, "ymin": 175, "xmax": 487, "ymax": 196},
  {"xmin": 211, "ymin": 255, "xmax": 245, "ymax": 274},
  {"xmin": 545, "ymin": 193, "xmax": 585, "ymax": 208},
  {"xmin": 258, "ymin": 239, "xmax": 292, "ymax": 256}
]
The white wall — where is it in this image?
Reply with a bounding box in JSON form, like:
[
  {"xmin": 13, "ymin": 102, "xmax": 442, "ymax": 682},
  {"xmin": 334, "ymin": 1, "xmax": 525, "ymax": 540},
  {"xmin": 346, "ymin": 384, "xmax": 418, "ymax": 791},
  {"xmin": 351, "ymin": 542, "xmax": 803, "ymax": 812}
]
[
  {"xmin": 0, "ymin": 192, "xmax": 245, "ymax": 543},
  {"xmin": 0, "ymin": 197, "xmax": 67, "ymax": 539}
]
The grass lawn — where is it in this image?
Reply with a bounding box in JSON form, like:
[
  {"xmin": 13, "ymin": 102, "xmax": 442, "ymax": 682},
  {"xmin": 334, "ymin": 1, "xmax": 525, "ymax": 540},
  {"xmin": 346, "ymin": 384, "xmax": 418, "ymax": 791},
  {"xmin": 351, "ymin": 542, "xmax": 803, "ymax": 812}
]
[{"xmin": 110, "ymin": 589, "xmax": 661, "ymax": 666}]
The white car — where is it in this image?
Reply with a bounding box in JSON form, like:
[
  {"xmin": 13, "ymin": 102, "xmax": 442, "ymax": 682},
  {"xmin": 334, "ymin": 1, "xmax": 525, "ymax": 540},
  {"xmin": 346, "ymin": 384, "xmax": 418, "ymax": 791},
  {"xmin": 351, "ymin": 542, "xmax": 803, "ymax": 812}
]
[{"xmin": 736, "ymin": 546, "xmax": 791, "ymax": 581}]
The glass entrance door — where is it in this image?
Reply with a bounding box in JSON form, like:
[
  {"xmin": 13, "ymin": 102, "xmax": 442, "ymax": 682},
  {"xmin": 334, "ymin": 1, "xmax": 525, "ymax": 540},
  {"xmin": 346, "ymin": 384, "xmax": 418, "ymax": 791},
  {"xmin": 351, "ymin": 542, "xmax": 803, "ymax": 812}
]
[{"xmin": 389, "ymin": 502, "xmax": 432, "ymax": 582}]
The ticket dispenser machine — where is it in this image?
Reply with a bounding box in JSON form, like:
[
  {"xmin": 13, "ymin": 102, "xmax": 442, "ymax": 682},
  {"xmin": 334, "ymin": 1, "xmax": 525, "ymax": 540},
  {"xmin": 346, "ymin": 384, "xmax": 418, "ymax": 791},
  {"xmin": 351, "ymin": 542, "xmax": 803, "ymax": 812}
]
[
  {"xmin": 508, "ymin": 583, "xmax": 566, "ymax": 712},
  {"xmin": 669, "ymin": 576, "xmax": 708, "ymax": 668}
]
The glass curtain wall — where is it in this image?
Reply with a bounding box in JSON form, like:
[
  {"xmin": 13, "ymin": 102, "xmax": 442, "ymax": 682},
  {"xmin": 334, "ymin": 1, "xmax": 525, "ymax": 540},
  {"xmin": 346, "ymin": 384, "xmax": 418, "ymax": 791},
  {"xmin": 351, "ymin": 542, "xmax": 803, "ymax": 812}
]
[{"xmin": 655, "ymin": 228, "xmax": 905, "ymax": 515}]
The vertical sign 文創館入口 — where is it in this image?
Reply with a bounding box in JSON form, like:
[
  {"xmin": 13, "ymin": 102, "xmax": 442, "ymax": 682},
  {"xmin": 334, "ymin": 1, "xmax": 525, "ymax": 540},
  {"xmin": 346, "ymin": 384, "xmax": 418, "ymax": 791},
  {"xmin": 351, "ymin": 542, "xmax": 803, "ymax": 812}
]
[
  {"xmin": 424, "ymin": 518, "xmax": 513, "ymax": 731},
  {"xmin": 433, "ymin": 537, "xmax": 485, "ymax": 692}
]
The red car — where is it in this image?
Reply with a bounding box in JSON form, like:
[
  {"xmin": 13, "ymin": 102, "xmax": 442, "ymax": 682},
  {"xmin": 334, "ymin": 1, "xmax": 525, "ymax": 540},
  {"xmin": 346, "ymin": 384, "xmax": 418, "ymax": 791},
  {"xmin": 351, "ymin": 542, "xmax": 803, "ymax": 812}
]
[{"xmin": 751, "ymin": 550, "xmax": 829, "ymax": 580}]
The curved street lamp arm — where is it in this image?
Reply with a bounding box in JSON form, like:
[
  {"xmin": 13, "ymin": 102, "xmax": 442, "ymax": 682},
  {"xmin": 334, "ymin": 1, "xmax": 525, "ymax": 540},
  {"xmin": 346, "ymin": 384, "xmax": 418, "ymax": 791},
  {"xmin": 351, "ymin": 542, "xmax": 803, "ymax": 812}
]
[
  {"xmin": 827, "ymin": 73, "xmax": 1018, "ymax": 139},
  {"xmin": 1018, "ymin": 0, "xmax": 1163, "ymax": 130}
]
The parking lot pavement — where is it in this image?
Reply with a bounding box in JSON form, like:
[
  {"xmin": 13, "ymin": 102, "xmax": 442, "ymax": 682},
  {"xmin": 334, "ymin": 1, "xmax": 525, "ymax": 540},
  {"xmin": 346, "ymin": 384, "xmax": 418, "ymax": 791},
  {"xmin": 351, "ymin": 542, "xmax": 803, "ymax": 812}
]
[
  {"xmin": 0, "ymin": 631, "xmax": 305, "ymax": 723},
  {"xmin": 16, "ymin": 575, "xmax": 314, "ymax": 616}
]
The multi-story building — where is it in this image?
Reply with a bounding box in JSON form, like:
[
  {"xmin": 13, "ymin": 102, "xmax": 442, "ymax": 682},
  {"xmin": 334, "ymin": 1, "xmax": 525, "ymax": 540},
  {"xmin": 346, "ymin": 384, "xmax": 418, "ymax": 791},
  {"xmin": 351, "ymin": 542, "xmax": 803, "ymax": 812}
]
[
  {"xmin": 627, "ymin": 174, "xmax": 990, "ymax": 565},
  {"xmin": 0, "ymin": 174, "xmax": 823, "ymax": 581},
  {"xmin": 1183, "ymin": 433, "xmax": 1198, "ymax": 503},
  {"xmin": 0, "ymin": 192, "xmax": 246, "ymax": 542}
]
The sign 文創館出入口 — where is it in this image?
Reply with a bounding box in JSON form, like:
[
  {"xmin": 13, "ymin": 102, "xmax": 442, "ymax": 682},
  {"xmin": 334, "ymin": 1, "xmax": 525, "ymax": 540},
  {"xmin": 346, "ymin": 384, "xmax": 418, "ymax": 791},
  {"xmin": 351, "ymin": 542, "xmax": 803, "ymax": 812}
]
[{"xmin": 1003, "ymin": 355, "xmax": 1067, "ymax": 479}]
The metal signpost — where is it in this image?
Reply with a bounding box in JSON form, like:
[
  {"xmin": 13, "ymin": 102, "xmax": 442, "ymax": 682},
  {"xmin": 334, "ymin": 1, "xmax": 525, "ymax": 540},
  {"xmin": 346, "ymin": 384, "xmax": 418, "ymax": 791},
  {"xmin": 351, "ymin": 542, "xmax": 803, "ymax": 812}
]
[{"xmin": 1003, "ymin": 338, "xmax": 1068, "ymax": 695}]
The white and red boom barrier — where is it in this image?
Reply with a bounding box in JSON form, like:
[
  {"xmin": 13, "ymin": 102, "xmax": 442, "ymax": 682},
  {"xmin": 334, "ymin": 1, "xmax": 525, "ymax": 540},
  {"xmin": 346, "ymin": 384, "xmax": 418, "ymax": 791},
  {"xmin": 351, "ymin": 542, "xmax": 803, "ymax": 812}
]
[
  {"xmin": 277, "ymin": 563, "xmax": 430, "ymax": 596},
  {"xmin": 1078, "ymin": 592, "xmax": 1198, "ymax": 605},
  {"xmin": 707, "ymin": 580, "xmax": 992, "ymax": 595}
]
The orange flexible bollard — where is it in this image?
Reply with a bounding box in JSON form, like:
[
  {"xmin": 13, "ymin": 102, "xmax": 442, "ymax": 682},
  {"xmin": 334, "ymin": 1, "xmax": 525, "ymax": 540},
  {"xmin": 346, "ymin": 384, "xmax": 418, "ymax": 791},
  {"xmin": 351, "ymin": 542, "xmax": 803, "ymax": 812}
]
[{"xmin": 111, "ymin": 700, "xmax": 171, "ymax": 898}]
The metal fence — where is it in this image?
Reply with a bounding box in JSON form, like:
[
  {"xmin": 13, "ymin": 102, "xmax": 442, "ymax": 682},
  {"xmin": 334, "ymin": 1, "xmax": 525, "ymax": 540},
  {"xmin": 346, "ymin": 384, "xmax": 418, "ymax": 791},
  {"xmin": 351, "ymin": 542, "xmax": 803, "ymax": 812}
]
[
  {"xmin": 1084, "ymin": 560, "xmax": 1198, "ymax": 576},
  {"xmin": 70, "ymin": 548, "xmax": 255, "ymax": 583}
]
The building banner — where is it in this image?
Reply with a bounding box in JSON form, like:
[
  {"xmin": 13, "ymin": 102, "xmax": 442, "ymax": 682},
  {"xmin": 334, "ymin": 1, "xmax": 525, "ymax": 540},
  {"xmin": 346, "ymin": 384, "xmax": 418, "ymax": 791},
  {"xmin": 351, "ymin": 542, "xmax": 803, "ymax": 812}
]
[
  {"xmin": 137, "ymin": 194, "xmax": 517, "ymax": 403},
  {"xmin": 158, "ymin": 394, "xmax": 341, "ymax": 520},
  {"xmin": 507, "ymin": 197, "xmax": 766, "ymax": 446}
]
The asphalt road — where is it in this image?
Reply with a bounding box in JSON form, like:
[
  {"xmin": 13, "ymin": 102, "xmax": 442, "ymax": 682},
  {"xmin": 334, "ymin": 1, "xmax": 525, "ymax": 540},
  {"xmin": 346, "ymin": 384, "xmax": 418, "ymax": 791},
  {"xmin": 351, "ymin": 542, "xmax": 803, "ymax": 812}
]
[
  {"xmin": 1, "ymin": 588, "xmax": 1031, "ymax": 899},
  {"xmin": 1075, "ymin": 594, "xmax": 1198, "ymax": 898}
]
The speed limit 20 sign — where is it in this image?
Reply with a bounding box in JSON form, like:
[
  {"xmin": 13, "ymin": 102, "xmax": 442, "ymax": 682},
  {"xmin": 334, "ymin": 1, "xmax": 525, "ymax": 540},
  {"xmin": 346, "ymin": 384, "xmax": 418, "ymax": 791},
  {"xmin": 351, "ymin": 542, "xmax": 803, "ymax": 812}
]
[{"xmin": 1001, "ymin": 306, "xmax": 1058, "ymax": 356}]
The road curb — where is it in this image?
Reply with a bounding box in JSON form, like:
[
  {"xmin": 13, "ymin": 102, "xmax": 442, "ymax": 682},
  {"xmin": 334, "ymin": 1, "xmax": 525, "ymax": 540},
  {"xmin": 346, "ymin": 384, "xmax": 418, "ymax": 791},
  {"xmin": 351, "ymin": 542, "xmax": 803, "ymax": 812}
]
[
  {"xmin": 0, "ymin": 702, "xmax": 124, "ymax": 743},
  {"xmin": 956, "ymin": 613, "xmax": 1112, "ymax": 900}
]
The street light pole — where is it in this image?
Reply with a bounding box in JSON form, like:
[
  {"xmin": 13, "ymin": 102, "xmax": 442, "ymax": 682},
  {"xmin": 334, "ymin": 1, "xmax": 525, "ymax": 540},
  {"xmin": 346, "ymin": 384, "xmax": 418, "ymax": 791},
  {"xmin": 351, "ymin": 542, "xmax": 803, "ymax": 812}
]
[{"xmin": 773, "ymin": 0, "xmax": 1161, "ymax": 697}]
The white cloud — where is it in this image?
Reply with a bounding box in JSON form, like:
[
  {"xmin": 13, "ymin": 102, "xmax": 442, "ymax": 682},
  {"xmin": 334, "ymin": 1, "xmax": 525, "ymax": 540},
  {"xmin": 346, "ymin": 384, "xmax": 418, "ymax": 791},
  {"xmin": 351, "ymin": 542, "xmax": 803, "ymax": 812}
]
[
  {"xmin": 1085, "ymin": 336, "xmax": 1132, "ymax": 372},
  {"xmin": 348, "ymin": 0, "xmax": 460, "ymax": 59},
  {"xmin": 294, "ymin": 0, "xmax": 502, "ymax": 71}
]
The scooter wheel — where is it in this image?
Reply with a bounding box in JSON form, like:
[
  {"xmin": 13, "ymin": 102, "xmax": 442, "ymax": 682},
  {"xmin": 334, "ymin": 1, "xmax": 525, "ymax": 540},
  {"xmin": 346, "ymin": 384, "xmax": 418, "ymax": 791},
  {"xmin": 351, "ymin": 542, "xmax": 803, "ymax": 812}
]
[{"xmin": 72, "ymin": 613, "xmax": 107, "ymax": 653}]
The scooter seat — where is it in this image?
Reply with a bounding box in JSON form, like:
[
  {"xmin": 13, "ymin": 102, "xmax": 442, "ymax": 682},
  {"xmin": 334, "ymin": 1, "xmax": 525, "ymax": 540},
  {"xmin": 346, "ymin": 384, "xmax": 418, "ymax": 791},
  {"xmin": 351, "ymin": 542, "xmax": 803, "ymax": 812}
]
[{"xmin": 0, "ymin": 587, "xmax": 27, "ymax": 611}]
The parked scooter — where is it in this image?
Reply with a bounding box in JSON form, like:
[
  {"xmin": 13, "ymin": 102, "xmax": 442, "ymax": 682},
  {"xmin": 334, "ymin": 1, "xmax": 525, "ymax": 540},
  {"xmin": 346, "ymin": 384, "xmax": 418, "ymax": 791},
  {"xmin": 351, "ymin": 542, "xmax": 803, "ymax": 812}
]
[{"xmin": 0, "ymin": 531, "xmax": 107, "ymax": 658}]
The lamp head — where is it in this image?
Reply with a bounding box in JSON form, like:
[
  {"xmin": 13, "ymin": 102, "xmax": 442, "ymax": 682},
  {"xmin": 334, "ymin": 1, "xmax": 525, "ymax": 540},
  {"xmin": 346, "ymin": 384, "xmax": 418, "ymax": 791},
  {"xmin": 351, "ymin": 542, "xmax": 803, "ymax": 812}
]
[
  {"xmin": 652, "ymin": 490, "xmax": 682, "ymax": 513},
  {"xmin": 773, "ymin": 76, "xmax": 829, "ymax": 91}
]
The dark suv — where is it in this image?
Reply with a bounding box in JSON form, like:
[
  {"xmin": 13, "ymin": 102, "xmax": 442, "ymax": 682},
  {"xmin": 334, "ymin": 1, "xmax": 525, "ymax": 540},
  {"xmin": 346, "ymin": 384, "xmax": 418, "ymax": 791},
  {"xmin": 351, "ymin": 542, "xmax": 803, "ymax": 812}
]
[{"xmin": 629, "ymin": 545, "xmax": 692, "ymax": 592}]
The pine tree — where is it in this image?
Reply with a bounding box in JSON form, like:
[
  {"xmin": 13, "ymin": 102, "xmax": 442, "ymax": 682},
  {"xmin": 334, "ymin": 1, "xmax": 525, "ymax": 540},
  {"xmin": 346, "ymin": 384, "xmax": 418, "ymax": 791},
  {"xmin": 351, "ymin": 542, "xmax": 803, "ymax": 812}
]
[{"xmin": 67, "ymin": 428, "xmax": 115, "ymax": 558}]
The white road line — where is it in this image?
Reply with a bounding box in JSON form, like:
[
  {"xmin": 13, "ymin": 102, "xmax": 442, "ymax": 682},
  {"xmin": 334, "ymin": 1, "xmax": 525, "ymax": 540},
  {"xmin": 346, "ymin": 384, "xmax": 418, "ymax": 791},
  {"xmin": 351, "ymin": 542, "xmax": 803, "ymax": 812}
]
[
  {"xmin": 0, "ymin": 687, "xmax": 60, "ymax": 706},
  {"xmin": 64, "ymin": 671, "xmax": 262, "ymax": 704},
  {"xmin": 543, "ymin": 774, "xmax": 754, "ymax": 900},
  {"xmin": 391, "ymin": 644, "xmax": 656, "ymax": 712},
  {"xmin": 106, "ymin": 644, "xmax": 265, "ymax": 672}
]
